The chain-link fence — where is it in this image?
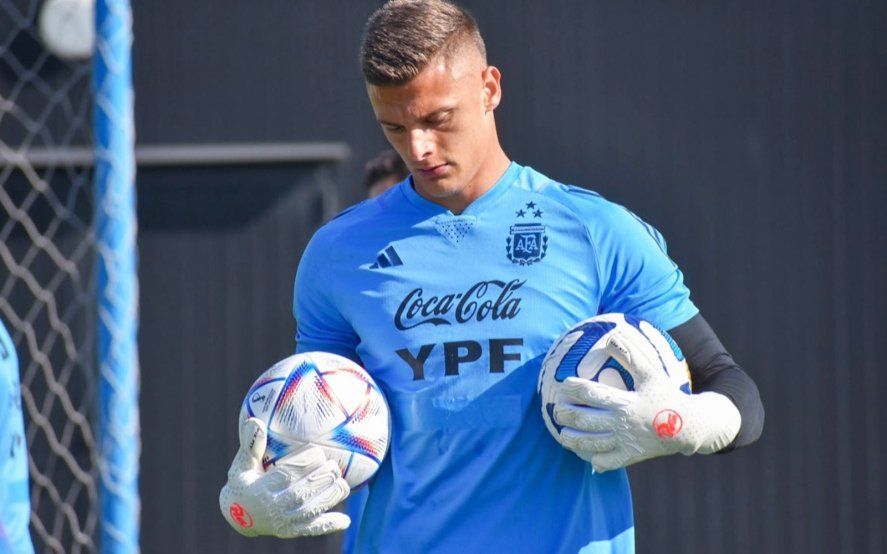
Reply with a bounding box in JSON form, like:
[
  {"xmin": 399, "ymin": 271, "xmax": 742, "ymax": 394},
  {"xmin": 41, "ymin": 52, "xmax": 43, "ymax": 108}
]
[{"xmin": 1, "ymin": 0, "xmax": 137, "ymax": 551}]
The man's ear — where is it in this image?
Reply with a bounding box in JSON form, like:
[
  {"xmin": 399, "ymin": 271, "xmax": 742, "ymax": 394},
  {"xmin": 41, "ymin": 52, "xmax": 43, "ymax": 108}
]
[{"xmin": 482, "ymin": 65, "xmax": 502, "ymax": 112}]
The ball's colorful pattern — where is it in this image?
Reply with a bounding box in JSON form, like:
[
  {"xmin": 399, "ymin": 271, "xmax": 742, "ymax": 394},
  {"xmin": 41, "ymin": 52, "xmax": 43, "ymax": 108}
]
[{"xmin": 242, "ymin": 352, "xmax": 390, "ymax": 488}]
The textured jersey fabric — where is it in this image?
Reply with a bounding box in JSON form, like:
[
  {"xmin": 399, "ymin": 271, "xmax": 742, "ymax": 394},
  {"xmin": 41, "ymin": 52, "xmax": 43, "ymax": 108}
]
[
  {"xmin": 0, "ymin": 318, "xmax": 35, "ymax": 554},
  {"xmin": 294, "ymin": 162, "xmax": 698, "ymax": 553}
]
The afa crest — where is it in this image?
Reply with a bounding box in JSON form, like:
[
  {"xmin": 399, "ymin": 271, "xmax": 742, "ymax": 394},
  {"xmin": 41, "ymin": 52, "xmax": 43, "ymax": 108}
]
[{"xmin": 506, "ymin": 223, "xmax": 548, "ymax": 265}]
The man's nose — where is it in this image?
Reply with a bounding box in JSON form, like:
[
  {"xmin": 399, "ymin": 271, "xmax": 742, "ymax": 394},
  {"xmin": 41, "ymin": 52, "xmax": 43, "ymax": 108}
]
[{"xmin": 408, "ymin": 129, "xmax": 434, "ymax": 162}]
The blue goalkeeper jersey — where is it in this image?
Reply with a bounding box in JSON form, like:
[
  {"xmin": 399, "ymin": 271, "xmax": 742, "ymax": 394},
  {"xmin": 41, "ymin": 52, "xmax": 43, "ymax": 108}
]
[
  {"xmin": 294, "ymin": 162, "xmax": 697, "ymax": 554},
  {"xmin": 0, "ymin": 318, "xmax": 34, "ymax": 554}
]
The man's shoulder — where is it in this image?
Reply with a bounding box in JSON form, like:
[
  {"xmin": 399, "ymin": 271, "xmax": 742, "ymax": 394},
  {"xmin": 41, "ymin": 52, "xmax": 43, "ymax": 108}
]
[
  {"xmin": 516, "ymin": 165, "xmax": 627, "ymax": 222},
  {"xmin": 312, "ymin": 183, "xmax": 406, "ymax": 242},
  {"xmin": 303, "ymin": 182, "xmax": 415, "ymax": 266}
]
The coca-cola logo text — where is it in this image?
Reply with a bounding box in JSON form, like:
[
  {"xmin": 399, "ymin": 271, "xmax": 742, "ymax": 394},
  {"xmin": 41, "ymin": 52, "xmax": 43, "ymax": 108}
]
[{"xmin": 394, "ymin": 279, "xmax": 525, "ymax": 330}]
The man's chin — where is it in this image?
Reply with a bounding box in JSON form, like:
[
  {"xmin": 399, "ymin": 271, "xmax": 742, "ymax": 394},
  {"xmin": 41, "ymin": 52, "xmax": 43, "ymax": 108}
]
[{"xmin": 413, "ymin": 177, "xmax": 462, "ymax": 200}]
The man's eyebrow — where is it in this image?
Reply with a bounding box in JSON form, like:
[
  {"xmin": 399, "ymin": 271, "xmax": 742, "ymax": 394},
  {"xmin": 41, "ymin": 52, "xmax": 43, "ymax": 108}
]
[
  {"xmin": 377, "ymin": 107, "xmax": 455, "ymax": 126},
  {"xmin": 420, "ymin": 107, "xmax": 455, "ymax": 120}
]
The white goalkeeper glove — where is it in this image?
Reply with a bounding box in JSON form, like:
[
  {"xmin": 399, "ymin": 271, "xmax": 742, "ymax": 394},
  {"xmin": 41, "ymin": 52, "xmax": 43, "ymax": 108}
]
[
  {"xmin": 219, "ymin": 417, "xmax": 351, "ymax": 538},
  {"xmin": 552, "ymin": 322, "xmax": 741, "ymax": 473}
]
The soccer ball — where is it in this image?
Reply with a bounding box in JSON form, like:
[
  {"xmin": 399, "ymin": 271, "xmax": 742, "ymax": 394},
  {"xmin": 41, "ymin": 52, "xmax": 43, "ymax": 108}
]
[
  {"xmin": 240, "ymin": 352, "xmax": 391, "ymax": 489},
  {"xmin": 537, "ymin": 313, "xmax": 691, "ymax": 441}
]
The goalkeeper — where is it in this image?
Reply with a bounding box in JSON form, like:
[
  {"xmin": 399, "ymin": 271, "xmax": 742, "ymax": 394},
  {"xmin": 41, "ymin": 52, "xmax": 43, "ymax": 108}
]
[{"xmin": 220, "ymin": 1, "xmax": 764, "ymax": 552}]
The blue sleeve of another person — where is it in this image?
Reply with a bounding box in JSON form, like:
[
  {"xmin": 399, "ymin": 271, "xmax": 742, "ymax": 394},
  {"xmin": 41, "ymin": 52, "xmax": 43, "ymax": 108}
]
[{"xmin": 0, "ymin": 318, "xmax": 35, "ymax": 554}]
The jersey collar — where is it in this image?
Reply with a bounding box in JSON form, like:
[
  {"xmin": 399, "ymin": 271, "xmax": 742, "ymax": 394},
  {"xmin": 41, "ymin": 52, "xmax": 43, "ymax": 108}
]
[{"xmin": 400, "ymin": 161, "xmax": 522, "ymax": 217}]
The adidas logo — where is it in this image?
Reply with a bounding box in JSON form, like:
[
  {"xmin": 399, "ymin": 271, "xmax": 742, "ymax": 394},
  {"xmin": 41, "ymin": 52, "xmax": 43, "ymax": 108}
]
[{"xmin": 370, "ymin": 246, "xmax": 403, "ymax": 269}]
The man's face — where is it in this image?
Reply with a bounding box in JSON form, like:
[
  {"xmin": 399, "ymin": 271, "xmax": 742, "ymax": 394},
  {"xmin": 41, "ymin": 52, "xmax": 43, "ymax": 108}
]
[{"xmin": 367, "ymin": 50, "xmax": 501, "ymax": 208}]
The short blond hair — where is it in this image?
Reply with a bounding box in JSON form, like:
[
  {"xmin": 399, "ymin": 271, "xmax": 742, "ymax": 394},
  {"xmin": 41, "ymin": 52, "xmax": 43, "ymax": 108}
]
[{"xmin": 360, "ymin": 0, "xmax": 486, "ymax": 86}]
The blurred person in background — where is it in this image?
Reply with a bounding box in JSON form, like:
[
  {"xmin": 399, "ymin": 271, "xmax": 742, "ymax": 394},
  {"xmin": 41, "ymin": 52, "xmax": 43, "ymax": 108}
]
[
  {"xmin": 364, "ymin": 150, "xmax": 409, "ymax": 199},
  {"xmin": 0, "ymin": 317, "xmax": 35, "ymax": 554},
  {"xmin": 221, "ymin": 1, "xmax": 764, "ymax": 552}
]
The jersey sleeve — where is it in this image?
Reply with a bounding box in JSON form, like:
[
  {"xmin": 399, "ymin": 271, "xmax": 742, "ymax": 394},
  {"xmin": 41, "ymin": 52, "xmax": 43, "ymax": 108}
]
[
  {"xmin": 585, "ymin": 194, "xmax": 698, "ymax": 331},
  {"xmin": 0, "ymin": 319, "xmax": 36, "ymax": 554},
  {"xmin": 292, "ymin": 232, "xmax": 361, "ymax": 362}
]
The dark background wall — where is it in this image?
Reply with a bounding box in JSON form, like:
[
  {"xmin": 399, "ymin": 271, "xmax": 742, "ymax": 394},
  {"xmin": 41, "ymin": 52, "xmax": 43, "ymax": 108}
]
[
  {"xmin": 130, "ymin": 1, "xmax": 886, "ymax": 553},
  {"xmin": 136, "ymin": 163, "xmax": 341, "ymax": 554}
]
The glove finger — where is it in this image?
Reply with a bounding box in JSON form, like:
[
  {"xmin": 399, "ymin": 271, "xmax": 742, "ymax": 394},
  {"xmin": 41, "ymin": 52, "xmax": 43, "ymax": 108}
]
[
  {"xmin": 302, "ymin": 460, "xmax": 351, "ymax": 506},
  {"xmin": 263, "ymin": 477, "xmax": 310, "ymax": 515},
  {"xmin": 298, "ymin": 477, "xmax": 351, "ymax": 521},
  {"xmin": 575, "ymin": 449, "xmax": 596, "ymax": 464},
  {"xmin": 273, "ymin": 445, "xmax": 330, "ymax": 483},
  {"xmin": 593, "ymin": 441, "xmax": 663, "ymax": 473},
  {"xmin": 604, "ymin": 328, "xmax": 663, "ymax": 384},
  {"xmin": 591, "ymin": 455, "xmax": 619, "ymax": 474},
  {"xmin": 589, "ymin": 448, "xmax": 630, "ymax": 473},
  {"xmin": 251, "ymin": 474, "xmax": 337, "ymax": 530},
  {"xmin": 285, "ymin": 460, "xmax": 351, "ymax": 521},
  {"xmin": 260, "ymin": 445, "xmax": 339, "ymax": 494},
  {"xmin": 553, "ymin": 402, "xmax": 617, "ymax": 432},
  {"xmin": 230, "ymin": 418, "xmax": 267, "ymax": 477},
  {"xmin": 561, "ymin": 377, "xmax": 631, "ymax": 409},
  {"xmin": 559, "ymin": 427, "xmax": 618, "ymax": 454},
  {"xmin": 264, "ymin": 454, "xmax": 341, "ymax": 501},
  {"xmin": 277, "ymin": 512, "xmax": 351, "ymax": 538},
  {"xmin": 260, "ymin": 465, "xmax": 304, "ymax": 496}
]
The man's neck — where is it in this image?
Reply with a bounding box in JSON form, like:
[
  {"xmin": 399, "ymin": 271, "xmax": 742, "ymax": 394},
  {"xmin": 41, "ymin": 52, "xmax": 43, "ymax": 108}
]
[{"xmin": 437, "ymin": 146, "xmax": 511, "ymax": 215}]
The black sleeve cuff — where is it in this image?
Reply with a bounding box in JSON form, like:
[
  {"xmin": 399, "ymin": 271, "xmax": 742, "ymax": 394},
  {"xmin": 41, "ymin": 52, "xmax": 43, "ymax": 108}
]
[{"xmin": 667, "ymin": 314, "xmax": 765, "ymax": 452}]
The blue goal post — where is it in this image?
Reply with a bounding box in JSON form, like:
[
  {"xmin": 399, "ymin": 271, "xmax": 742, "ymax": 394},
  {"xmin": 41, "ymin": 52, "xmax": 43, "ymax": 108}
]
[{"xmin": 93, "ymin": 0, "xmax": 140, "ymax": 552}]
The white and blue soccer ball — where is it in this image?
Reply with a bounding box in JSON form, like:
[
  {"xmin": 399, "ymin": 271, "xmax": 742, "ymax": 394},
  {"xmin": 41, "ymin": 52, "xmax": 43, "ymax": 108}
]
[
  {"xmin": 240, "ymin": 352, "xmax": 391, "ymax": 489},
  {"xmin": 538, "ymin": 313, "xmax": 692, "ymax": 440}
]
